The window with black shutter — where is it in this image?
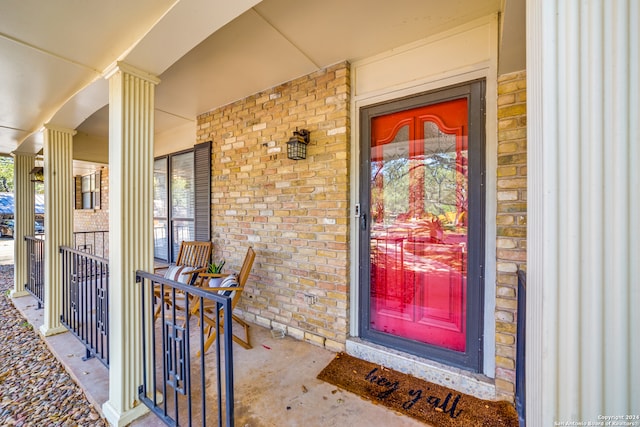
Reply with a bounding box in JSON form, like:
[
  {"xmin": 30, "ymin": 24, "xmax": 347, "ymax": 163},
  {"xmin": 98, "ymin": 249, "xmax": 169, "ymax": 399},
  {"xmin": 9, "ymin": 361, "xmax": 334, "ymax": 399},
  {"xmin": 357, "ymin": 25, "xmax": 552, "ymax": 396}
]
[
  {"xmin": 75, "ymin": 170, "xmax": 101, "ymax": 210},
  {"xmin": 153, "ymin": 141, "xmax": 211, "ymax": 263}
]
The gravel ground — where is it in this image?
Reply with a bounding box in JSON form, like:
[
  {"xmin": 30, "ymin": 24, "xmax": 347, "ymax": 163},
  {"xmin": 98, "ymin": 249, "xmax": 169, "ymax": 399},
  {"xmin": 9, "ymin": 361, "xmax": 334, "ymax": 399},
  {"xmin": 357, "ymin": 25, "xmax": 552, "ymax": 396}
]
[{"xmin": 0, "ymin": 265, "xmax": 108, "ymax": 426}]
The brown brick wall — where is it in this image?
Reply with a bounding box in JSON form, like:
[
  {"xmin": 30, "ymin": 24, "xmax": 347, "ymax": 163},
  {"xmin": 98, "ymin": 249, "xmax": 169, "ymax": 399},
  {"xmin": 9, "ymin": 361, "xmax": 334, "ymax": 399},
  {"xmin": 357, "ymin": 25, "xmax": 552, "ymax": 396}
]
[
  {"xmin": 196, "ymin": 64, "xmax": 529, "ymax": 396},
  {"xmin": 196, "ymin": 62, "xmax": 351, "ymax": 351},
  {"xmin": 495, "ymin": 70, "xmax": 527, "ymax": 400}
]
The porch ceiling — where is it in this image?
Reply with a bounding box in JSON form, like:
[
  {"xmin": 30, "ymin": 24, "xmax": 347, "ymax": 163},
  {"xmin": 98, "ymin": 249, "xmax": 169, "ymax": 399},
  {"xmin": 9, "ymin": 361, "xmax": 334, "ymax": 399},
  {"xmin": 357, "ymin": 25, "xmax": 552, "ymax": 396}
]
[{"xmin": 0, "ymin": 0, "xmax": 522, "ymax": 158}]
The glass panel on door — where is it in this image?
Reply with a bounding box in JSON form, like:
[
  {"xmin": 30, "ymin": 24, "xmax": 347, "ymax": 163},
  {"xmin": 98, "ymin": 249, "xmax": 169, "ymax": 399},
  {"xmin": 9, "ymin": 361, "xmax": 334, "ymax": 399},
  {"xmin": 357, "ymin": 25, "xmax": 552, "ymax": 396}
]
[{"xmin": 369, "ymin": 98, "xmax": 468, "ymax": 352}]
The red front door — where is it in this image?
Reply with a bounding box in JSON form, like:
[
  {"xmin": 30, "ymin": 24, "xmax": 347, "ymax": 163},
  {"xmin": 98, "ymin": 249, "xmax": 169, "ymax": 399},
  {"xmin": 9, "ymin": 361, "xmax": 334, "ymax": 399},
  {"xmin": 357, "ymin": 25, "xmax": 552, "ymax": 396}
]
[{"xmin": 368, "ymin": 97, "xmax": 469, "ymax": 352}]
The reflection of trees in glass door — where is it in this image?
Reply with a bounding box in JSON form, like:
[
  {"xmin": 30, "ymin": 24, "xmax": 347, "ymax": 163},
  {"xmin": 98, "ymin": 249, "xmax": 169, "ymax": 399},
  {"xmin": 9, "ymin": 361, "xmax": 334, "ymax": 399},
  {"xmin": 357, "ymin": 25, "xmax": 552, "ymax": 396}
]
[{"xmin": 360, "ymin": 81, "xmax": 485, "ymax": 371}]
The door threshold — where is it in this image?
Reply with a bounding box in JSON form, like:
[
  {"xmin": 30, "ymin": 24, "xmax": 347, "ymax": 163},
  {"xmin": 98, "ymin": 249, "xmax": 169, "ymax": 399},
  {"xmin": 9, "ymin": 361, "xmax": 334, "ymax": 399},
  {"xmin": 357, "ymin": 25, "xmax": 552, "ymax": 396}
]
[{"xmin": 346, "ymin": 338, "xmax": 496, "ymax": 400}]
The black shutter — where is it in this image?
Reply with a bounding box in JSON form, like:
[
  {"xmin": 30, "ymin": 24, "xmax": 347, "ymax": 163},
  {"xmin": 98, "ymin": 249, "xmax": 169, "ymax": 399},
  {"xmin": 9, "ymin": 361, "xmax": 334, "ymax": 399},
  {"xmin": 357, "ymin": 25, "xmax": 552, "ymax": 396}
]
[
  {"xmin": 74, "ymin": 176, "xmax": 82, "ymax": 209},
  {"xmin": 193, "ymin": 141, "xmax": 211, "ymax": 242},
  {"xmin": 94, "ymin": 170, "xmax": 101, "ymax": 209}
]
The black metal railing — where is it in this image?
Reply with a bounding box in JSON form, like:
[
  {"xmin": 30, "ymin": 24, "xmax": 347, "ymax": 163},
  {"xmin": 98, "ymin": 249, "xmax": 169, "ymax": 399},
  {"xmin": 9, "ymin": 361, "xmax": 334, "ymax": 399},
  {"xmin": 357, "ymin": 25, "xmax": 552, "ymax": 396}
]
[
  {"xmin": 60, "ymin": 245, "xmax": 110, "ymax": 367},
  {"xmin": 516, "ymin": 269, "xmax": 526, "ymax": 426},
  {"xmin": 25, "ymin": 235, "xmax": 45, "ymax": 308},
  {"xmin": 137, "ymin": 270, "xmax": 235, "ymax": 427},
  {"xmin": 73, "ymin": 230, "xmax": 109, "ymax": 259}
]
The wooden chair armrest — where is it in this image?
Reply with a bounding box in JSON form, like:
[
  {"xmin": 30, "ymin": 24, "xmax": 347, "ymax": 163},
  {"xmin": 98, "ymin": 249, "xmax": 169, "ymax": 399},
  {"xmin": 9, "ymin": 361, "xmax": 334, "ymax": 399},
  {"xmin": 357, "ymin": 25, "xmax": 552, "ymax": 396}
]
[
  {"xmin": 154, "ymin": 265, "xmax": 170, "ymax": 273},
  {"xmin": 202, "ymin": 286, "xmax": 242, "ymax": 292},
  {"xmin": 192, "ymin": 271, "xmax": 220, "ymax": 287},
  {"xmin": 181, "ymin": 266, "xmax": 208, "ymax": 276},
  {"xmin": 197, "ymin": 272, "xmax": 226, "ymax": 279}
]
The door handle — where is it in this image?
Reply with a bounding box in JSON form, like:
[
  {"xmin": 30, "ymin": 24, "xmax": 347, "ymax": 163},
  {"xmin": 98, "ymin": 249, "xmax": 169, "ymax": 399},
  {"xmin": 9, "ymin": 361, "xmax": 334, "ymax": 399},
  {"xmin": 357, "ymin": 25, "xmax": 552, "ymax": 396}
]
[{"xmin": 360, "ymin": 213, "xmax": 367, "ymax": 230}]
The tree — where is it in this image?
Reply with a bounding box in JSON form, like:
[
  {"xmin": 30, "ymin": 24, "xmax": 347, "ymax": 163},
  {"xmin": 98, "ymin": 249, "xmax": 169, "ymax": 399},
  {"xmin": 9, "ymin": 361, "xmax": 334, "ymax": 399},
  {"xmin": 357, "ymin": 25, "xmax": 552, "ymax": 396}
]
[{"xmin": 0, "ymin": 156, "xmax": 13, "ymax": 192}]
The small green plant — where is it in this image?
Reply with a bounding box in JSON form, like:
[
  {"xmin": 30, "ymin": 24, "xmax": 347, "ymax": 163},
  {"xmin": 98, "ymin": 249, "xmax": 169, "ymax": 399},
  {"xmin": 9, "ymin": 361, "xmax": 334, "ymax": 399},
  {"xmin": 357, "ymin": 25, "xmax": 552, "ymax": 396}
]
[
  {"xmin": 208, "ymin": 259, "xmax": 225, "ymax": 274},
  {"xmin": 21, "ymin": 321, "xmax": 33, "ymax": 330}
]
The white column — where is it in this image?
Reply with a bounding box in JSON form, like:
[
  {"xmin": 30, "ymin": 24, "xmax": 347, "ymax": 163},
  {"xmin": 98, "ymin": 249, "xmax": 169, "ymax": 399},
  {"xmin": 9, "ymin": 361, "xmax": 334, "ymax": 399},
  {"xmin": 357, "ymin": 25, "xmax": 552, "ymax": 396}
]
[
  {"xmin": 10, "ymin": 152, "xmax": 36, "ymax": 298},
  {"xmin": 40, "ymin": 126, "xmax": 75, "ymax": 336},
  {"xmin": 527, "ymin": 0, "xmax": 640, "ymax": 424},
  {"xmin": 102, "ymin": 62, "xmax": 158, "ymax": 427}
]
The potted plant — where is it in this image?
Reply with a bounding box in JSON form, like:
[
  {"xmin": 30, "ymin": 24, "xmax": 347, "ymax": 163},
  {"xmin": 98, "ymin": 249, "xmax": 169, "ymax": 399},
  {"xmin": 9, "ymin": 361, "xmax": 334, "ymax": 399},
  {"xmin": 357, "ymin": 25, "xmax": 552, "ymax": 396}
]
[
  {"xmin": 208, "ymin": 259, "xmax": 225, "ymax": 274},
  {"xmin": 207, "ymin": 259, "xmax": 225, "ymax": 287}
]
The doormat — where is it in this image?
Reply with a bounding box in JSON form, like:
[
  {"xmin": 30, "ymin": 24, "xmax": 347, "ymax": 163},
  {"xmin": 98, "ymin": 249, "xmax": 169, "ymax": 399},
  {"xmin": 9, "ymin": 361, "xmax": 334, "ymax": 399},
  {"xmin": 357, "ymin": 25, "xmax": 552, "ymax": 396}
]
[{"xmin": 317, "ymin": 353, "xmax": 519, "ymax": 427}]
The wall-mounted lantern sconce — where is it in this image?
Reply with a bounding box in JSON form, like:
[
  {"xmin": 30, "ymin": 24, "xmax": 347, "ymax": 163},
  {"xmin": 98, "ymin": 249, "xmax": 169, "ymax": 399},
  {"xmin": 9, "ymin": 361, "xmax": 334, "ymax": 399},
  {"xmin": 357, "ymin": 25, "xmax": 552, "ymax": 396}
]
[
  {"xmin": 30, "ymin": 166, "xmax": 44, "ymax": 183},
  {"xmin": 286, "ymin": 129, "xmax": 310, "ymax": 160}
]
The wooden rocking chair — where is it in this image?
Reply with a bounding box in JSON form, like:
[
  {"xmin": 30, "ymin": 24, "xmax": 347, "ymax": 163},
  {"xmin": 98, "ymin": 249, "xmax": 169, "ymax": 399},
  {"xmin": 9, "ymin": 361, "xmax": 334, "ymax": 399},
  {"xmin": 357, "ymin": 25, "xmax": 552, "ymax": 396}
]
[
  {"xmin": 192, "ymin": 246, "xmax": 255, "ymax": 354},
  {"xmin": 153, "ymin": 240, "xmax": 212, "ymax": 320}
]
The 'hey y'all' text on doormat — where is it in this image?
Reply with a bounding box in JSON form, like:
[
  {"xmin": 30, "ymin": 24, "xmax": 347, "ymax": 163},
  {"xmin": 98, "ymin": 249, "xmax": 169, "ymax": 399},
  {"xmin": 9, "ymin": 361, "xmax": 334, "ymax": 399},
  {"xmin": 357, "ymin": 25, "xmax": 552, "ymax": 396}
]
[{"xmin": 317, "ymin": 353, "xmax": 519, "ymax": 427}]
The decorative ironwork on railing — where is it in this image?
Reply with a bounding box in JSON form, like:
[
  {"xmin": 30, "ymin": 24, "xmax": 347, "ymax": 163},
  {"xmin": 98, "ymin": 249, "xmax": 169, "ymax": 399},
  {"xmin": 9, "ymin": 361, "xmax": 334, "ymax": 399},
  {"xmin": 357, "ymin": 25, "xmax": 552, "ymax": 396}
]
[
  {"xmin": 136, "ymin": 270, "xmax": 235, "ymax": 427},
  {"xmin": 25, "ymin": 235, "xmax": 45, "ymax": 308},
  {"xmin": 73, "ymin": 230, "xmax": 109, "ymax": 259},
  {"xmin": 59, "ymin": 246, "xmax": 110, "ymax": 367},
  {"xmin": 516, "ymin": 269, "xmax": 526, "ymax": 426}
]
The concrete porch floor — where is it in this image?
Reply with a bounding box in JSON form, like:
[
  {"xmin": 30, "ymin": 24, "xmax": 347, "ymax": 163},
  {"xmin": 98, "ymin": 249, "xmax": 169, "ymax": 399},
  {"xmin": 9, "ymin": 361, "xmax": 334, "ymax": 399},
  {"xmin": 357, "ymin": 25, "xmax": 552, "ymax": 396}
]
[{"xmin": 12, "ymin": 292, "xmax": 428, "ymax": 426}]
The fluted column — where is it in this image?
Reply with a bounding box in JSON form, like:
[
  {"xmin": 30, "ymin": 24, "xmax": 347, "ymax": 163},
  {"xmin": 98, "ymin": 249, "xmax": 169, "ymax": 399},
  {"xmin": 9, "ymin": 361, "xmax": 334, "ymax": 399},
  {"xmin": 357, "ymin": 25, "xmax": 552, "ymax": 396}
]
[
  {"xmin": 527, "ymin": 0, "xmax": 639, "ymax": 424},
  {"xmin": 102, "ymin": 62, "xmax": 158, "ymax": 427},
  {"xmin": 40, "ymin": 126, "xmax": 74, "ymax": 336},
  {"xmin": 10, "ymin": 152, "xmax": 36, "ymax": 298}
]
